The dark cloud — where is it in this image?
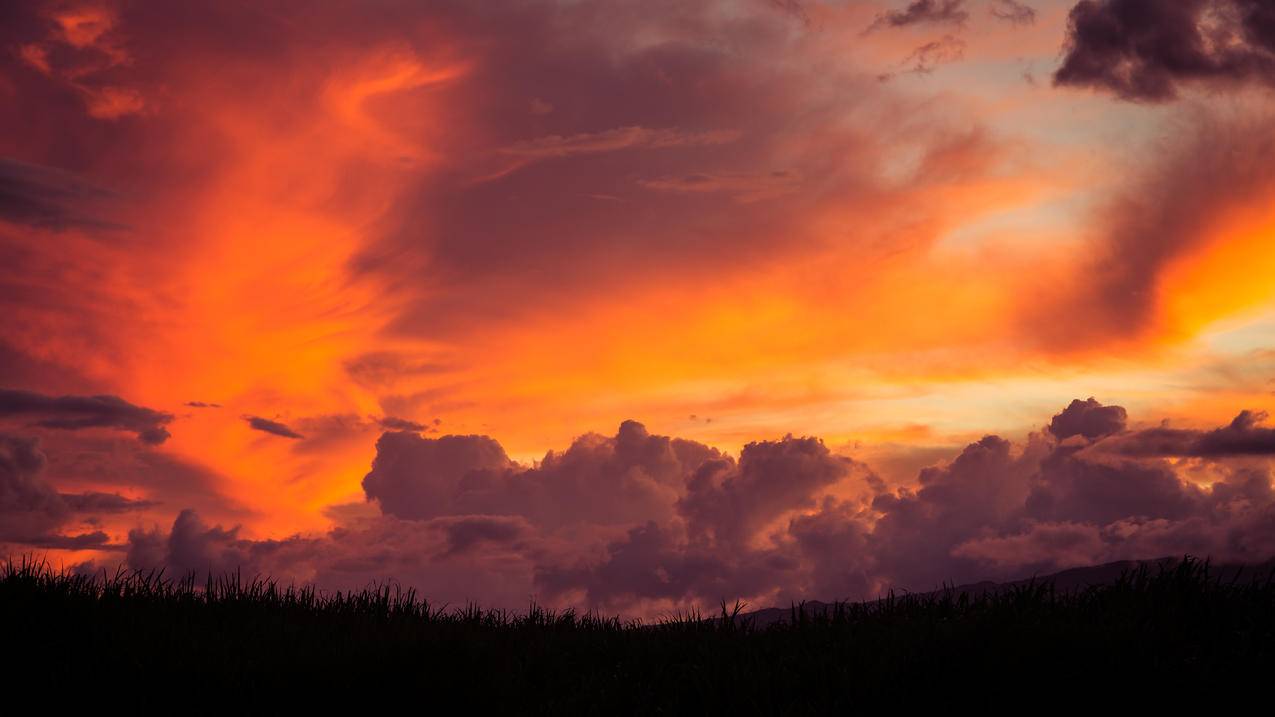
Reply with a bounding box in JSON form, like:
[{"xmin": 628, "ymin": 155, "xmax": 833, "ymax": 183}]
[
  {"xmin": 990, "ymin": 0, "xmax": 1036, "ymax": 26},
  {"xmin": 185, "ymin": 401, "xmax": 221, "ymax": 408},
  {"xmin": 0, "ymin": 434, "xmax": 149, "ymax": 548},
  {"xmin": 1054, "ymin": 0, "xmax": 1275, "ymax": 102},
  {"xmin": 378, "ymin": 416, "xmax": 426, "ymax": 432},
  {"xmin": 118, "ymin": 400, "xmax": 1275, "ymax": 614},
  {"xmin": 1026, "ymin": 447, "xmax": 1203, "ymax": 525},
  {"xmin": 431, "ymin": 514, "xmax": 532, "ymax": 558},
  {"xmin": 287, "ymin": 414, "xmax": 380, "ymax": 454},
  {"xmin": 244, "ymin": 416, "xmax": 303, "ymax": 440},
  {"xmin": 364, "ymin": 420, "xmax": 721, "ymax": 530},
  {"xmin": 867, "ymin": 434, "xmax": 1045, "ymax": 587},
  {"xmin": 343, "ymin": 351, "xmax": 454, "ymax": 390},
  {"xmin": 0, "ymin": 388, "xmax": 172, "ymax": 444},
  {"xmin": 128, "ymin": 508, "xmax": 318, "ymax": 578},
  {"xmin": 1098, "ymin": 409, "xmax": 1275, "ymax": 457},
  {"xmin": 0, "ymin": 157, "xmax": 121, "ymax": 231},
  {"xmin": 869, "ymin": 1, "xmax": 969, "ymax": 32},
  {"xmin": 0, "ymin": 434, "xmax": 66, "ymax": 542},
  {"xmin": 1023, "ymin": 111, "xmax": 1275, "ymax": 350},
  {"xmin": 679, "ymin": 435, "xmax": 864, "ymax": 547},
  {"xmin": 320, "ymin": 0, "xmax": 977, "ymax": 341},
  {"xmin": 60, "ymin": 491, "xmax": 157, "ymax": 513},
  {"xmin": 1048, "ymin": 397, "xmax": 1127, "ymax": 440},
  {"xmin": 363, "ymin": 432, "xmax": 513, "ymax": 521},
  {"xmin": 38, "ymin": 433, "xmax": 247, "ymax": 524}
]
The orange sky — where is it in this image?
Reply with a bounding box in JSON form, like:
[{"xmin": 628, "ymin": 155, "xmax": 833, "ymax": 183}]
[{"xmin": 3, "ymin": 0, "xmax": 1275, "ymax": 607}]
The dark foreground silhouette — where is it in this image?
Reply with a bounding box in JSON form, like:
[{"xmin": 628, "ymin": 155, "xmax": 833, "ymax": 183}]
[{"xmin": 5, "ymin": 556, "xmax": 1273, "ymax": 710}]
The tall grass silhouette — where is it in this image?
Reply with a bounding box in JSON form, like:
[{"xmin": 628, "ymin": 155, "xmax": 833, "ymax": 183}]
[{"xmin": 6, "ymin": 555, "xmax": 1273, "ymax": 709}]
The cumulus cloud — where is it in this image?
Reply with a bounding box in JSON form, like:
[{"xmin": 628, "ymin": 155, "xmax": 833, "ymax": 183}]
[
  {"xmin": 107, "ymin": 400, "xmax": 1275, "ymax": 613},
  {"xmin": 1054, "ymin": 0, "xmax": 1275, "ymax": 101},
  {"xmin": 1048, "ymin": 397, "xmax": 1128, "ymax": 440},
  {"xmin": 364, "ymin": 420, "xmax": 721, "ymax": 530},
  {"xmin": 0, "ymin": 388, "xmax": 172, "ymax": 444},
  {"xmin": 678, "ymin": 436, "xmax": 863, "ymax": 547}
]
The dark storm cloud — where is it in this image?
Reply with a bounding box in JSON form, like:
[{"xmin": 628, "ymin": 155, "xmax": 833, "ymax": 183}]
[
  {"xmin": 0, "ymin": 158, "xmax": 121, "ymax": 231},
  {"xmin": 244, "ymin": 416, "xmax": 304, "ymax": 440},
  {"xmin": 1054, "ymin": 0, "xmax": 1275, "ymax": 101},
  {"xmin": 0, "ymin": 388, "xmax": 172, "ymax": 444},
  {"xmin": 868, "ymin": 0, "xmax": 970, "ymax": 31}
]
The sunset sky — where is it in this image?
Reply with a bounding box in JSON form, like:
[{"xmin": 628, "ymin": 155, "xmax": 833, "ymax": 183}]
[{"xmin": 4, "ymin": 0, "xmax": 1275, "ymax": 614}]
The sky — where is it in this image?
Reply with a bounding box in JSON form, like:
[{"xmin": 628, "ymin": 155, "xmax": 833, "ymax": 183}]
[{"xmin": 3, "ymin": 0, "xmax": 1275, "ymax": 615}]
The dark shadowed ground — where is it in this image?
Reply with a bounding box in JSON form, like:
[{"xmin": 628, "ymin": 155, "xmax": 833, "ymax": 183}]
[{"xmin": 5, "ymin": 556, "xmax": 1272, "ymax": 711}]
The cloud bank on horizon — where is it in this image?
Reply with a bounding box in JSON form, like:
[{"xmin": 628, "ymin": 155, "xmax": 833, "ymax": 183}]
[
  {"xmin": 3, "ymin": 0, "xmax": 1275, "ymax": 613},
  {"xmin": 47, "ymin": 397, "xmax": 1275, "ymax": 614}
]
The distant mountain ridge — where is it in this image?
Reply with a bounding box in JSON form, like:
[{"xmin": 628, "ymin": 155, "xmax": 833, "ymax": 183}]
[{"xmin": 739, "ymin": 556, "xmax": 1275, "ymax": 628}]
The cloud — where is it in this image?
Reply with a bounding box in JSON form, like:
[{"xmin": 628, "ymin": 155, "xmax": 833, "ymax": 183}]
[
  {"xmin": 1048, "ymin": 397, "xmax": 1127, "ymax": 440},
  {"xmin": 679, "ymin": 436, "xmax": 866, "ymax": 547},
  {"xmin": 0, "ymin": 433, "xmax": 149, "ymax": 548},
  {"xmin": 1054, "ymin": 0, "xmax": 1275, "ymax": 102},
  {"xmin": 1096, "ymin": 410, "xmax": 1275, "ymax": 457},
  {"xmin": 343, "ymin": 352, "xmax": 453, "ymax": 390},
  {"xmin": 0, "ymin": 434, "xmax": 66, "ymax": 542},
  {"xmin": 378, "ymin": 416, "xmax": 426, "ymax": 432},
  {"xmin": 868, "ymin": 1, "xmax": 970, "ymax": 32},
  {"xmin": 127, "ymin": 508, "xmax": 318, "ymax": 578},
  {"xmin": 637, "ymin": 170, "xmax": 803, "ymax": 203},
  {"xmin": 900, "ymin": 35, "xmax": 967, "ymax": 74},
  {"xmin": 364, "ymin": 420, "xmax": 721, "ymax": 530},
  {"xmin": 244, "ymin": 416, "xmax": 304, "ymax": 440},
  {"xmin": 1022, "ymin": 110, "xmax": 1275, "ymax": 350},
  {"xmin": 990, "ymin": 0, "xmax": 1036, "ymax": 26},
  {"xmin": 0, "ymin": 388, "xmax": 172, "ymax": 444},
  {"xmin": 499, "ymin": 126, "xmax": 740, "ymax": 161},
  {"xmin": 430, "ymin": 514, "xmax": 532, "ymax": 558},
  {"xmin": 60, "ymin": 491, "xmax": 156, "ymax": 513},
  {"xmin": 0, "ymin": 158, "xmax": 121, "ymax": 230},
  {"xmin": 185, "ymin": 401, "xmax": 221, "ymax": 408},
  {"xmin": 115, "ymin": 399, "xmax": 1275, "ymax": 614}
]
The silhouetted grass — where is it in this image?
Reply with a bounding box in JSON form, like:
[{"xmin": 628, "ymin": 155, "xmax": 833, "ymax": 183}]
[{"xmin": 5, "ymin": 556, "xmax": 1272, "ymax": 710}]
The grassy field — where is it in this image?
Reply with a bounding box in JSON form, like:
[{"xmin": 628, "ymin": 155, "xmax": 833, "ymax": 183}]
[{"xmin": 5, "ymin": 556, "xmax": 1273, "ymax": 710}]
